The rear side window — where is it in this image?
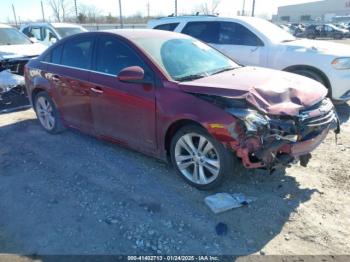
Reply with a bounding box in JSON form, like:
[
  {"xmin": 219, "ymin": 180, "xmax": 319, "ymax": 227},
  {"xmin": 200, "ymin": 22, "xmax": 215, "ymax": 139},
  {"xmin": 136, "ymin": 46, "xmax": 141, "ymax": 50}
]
[
  {"xmin": 154, "ymin": 23, "xmax": 179, "ymax": 31},
  {"xmin": 61, "ymin": 37, "xmax": 93, "ymax": 69},
  {"xmin": 21, "ymin": 27, "xmax": 30, "ymax": 36},
  {"xmin": 30, "ymin": 27, "xmax": 43, "ymax": 41},
  {"xmin": 182, "ymin": 22, "xmax": 220, "ymax": 43},
  {"xmin": 95, "ymin": 36, "xmax": 147, "ymax": 76},
  {"xmin": 51, "ymin": 44, "xmax": 63, "ymax": 64}
]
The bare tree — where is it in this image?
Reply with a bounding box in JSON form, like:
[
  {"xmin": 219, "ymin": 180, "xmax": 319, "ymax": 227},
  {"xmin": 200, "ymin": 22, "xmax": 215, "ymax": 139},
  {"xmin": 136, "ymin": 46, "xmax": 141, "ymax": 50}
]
[
  {"xmin": 48, "ymin": 0, "xmax": 61, "ymax": 21},
  {"xmin": 77, "ymin": 4, "xmax": 102, "ymax": 23},
  {"xmin": 47, "ymin": 0, "xmax": 73, "ymax": 22},
  {"xmin": 199, "ymin": 0, "xmax": 221, "ymax": 15}
]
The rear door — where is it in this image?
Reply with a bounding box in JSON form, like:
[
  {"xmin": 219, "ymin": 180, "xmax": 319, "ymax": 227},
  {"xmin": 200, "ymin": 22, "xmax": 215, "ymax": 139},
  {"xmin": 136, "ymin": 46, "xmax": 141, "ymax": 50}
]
[
  {"xmin": 46, "ymin": 35, "xmax": 95, "ymax": 133},
  {"xmin": 89, "ymin": 35, "xmax": 157, "ymax": 152}
]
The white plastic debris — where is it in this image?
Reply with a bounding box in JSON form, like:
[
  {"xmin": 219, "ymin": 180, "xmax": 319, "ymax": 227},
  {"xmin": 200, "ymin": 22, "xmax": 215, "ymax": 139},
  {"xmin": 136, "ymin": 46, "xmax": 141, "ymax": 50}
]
[
  {"xmin": 204, "ymin": 193, "xmax": 256, "ymax": 214},
  {"xmin": 0, "ymin": 70, "xmax": 25, "ymax": 93}
]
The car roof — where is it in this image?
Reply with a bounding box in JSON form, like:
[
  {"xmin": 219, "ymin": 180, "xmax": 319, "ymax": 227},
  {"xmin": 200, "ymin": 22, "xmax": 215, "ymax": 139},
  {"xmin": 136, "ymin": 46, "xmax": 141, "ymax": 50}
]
[
  {"xmin": 103, "ymin": 29, "xmax": 191, "ymax": 40},
  {"xmin": 21, "ymin": 22, "xmax": 83, "ymax": 28},
  {"xmin": 51, "ymin": 23, "xmax": 83, "ymax": 28},
  {"xmin": 148, "ymin": 15, "xmax": 266, "ymax": 26},
  {"xmin": 0, "ymin": 24, "xmax": 12, "ymax": 28}
]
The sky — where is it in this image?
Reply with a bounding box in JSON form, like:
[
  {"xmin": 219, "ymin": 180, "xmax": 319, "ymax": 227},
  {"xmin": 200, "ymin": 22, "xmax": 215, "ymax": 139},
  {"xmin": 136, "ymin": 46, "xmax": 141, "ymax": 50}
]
[{"xmin": 0, "ymin": 0, "xmax": 321, "ymax": 23}]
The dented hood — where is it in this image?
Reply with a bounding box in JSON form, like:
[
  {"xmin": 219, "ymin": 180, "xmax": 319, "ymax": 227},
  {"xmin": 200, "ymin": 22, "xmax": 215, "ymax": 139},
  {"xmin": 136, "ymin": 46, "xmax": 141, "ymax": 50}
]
[
  {"xmin": 179, "ymin": 67, "xmax": 327, "ymax": 116},
  {"xmin": 0, "ymin": 43, "xmax": 46, "ymax": 60}
]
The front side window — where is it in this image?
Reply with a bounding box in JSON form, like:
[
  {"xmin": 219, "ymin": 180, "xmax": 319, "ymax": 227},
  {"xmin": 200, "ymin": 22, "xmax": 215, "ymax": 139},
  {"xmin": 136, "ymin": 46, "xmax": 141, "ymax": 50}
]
[
  {"xmin": 61, "ymin": 37, "xmax": 93, "ymax": 69},
  {"xmin": 0, "ymin": 28, "xmax": 31, "ymax": 45},
  {"xmin": 135, "ymin": 37, "xmax": 239, "ymax": 81},
  {"xmin": 218, "ymin": 22, "xmax": 263, "ymax": 46},
  {"xmin": 182, "ymin": 22, "xmax": 219, "ymax": 43},
  {"xmin": 154, "ymin": 23, "xmax": 179, "ymax": 32},
  {"xmin": 182, "ymin": 21, "xmax": 263, "ymax": 46},
  {"xmin": 95, "ymin": 36, "xmax": 146, "ymax": 76}
]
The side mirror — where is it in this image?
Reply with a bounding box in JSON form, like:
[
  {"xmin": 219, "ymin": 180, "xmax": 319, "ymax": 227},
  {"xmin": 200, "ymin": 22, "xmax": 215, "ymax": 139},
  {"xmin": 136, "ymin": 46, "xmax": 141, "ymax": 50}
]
[
  {"xmin": 29, "ymin": 37, "xmax": 38, "ymax": 43},
  {"xmin": 50, "ymin": 37, "xmax": 58, "ymax": 44},
  {"xmin": 117, "ymin": 66, "xmax": 145, "ymax": 82}
]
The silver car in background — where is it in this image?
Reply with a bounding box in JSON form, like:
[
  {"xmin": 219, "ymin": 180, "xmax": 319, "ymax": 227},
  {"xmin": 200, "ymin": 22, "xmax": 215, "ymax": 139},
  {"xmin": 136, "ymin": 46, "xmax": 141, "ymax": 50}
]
[{"xmin": 20, "ymin": 22, "xmax": 87, "ymax": 46}]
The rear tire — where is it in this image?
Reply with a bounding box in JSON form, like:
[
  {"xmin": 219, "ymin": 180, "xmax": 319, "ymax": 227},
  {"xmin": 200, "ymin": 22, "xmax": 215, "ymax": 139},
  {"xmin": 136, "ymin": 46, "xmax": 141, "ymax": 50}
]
[
  {"xmin": 34, "ymin": 91, "xmax": 65, "ymax": 134},
  {"xmin": 292, "ymin": 69, "xmax": 325, "ymax": 85},
  {"xmin": 170, "ymin": 124, "xmax": 235, "ymax": 190}
]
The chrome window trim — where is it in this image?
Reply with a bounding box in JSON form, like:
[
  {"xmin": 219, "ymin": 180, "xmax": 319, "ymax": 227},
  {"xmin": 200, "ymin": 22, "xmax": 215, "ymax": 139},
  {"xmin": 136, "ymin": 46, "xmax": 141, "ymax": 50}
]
[{"xmin": 41, "ymin": 61, "xmax": 117, "ymax": 77}]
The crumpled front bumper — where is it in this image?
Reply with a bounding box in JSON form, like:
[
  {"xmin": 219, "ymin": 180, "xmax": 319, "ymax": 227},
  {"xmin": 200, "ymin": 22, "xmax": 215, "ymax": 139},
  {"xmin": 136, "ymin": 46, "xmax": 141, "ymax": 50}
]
[
  {"xmin": 230, "ymin": 98, "xmax": 340, "ymax": 169},
  {"xmin": 290, "ymin": 129, "xmax": 328, "ymax": 157},
  {"xmin": 0, "ymin": 58, "xmax": 30, "ymax": 113}
]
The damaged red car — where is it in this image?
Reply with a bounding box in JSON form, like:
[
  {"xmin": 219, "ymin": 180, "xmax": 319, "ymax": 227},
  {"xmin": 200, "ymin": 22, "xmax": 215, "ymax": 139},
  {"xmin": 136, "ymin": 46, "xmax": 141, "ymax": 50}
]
[{"xmin": 25, "ymin": 30, "xmax": 339, "ymax": 189}]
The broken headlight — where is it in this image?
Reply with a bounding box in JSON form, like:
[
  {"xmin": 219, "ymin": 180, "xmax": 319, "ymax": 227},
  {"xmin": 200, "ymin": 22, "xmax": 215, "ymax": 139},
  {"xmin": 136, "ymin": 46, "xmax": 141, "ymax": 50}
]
[{"xmin": 226, "ymin": 108, "xmax": 269, "ymax": 133}]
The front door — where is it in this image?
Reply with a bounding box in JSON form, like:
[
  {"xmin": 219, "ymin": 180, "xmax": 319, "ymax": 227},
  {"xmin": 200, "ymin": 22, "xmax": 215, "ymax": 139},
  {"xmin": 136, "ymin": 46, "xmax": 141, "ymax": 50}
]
[
  {"xmin": 181, "ymin": 21, "xmax": 267, "ymax": 67},
  {"xmin": 212, "ymin": 21, "xmax": 267, "ymax": 67},
  {"xmin": 89, "ymin": 35, "xmax": 157, "ymax": 152}
]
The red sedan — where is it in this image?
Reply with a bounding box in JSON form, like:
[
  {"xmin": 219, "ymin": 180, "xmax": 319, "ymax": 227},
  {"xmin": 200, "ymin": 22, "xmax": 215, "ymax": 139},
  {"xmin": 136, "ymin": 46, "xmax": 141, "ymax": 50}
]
[{"xmin": 25, "ymin": 30, "xmax": 339, "ymax": 189}]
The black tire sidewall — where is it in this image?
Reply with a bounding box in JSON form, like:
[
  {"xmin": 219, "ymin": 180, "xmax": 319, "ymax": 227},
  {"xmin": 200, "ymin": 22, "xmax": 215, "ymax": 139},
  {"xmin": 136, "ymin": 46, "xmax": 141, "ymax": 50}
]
[{"xmin": 170, "ymin": 125, "xmax": 233, "ymax": 190}]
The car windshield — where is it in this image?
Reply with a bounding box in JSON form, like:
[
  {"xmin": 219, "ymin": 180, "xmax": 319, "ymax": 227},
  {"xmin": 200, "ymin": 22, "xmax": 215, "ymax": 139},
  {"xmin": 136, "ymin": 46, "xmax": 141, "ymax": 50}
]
[
  {"xmin": 134, "ymin": 37, "xmax": 239, "ymax": 81},
  {"xmin": 248, "ymin": 18, "xmax": 296, "ymax": 43},
  {"xmin": 54, "ymin": 27, "xmax": 85, "ymax": 38},
  {"xmin": 0, "ymin": 28, "xmax": 31, "ymax": 45}
]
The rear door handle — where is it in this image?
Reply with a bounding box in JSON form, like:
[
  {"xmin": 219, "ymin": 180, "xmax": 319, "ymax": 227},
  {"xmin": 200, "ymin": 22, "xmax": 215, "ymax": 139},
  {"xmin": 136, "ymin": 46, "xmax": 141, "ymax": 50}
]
[{"xmin": 90, "ymin": 86, "xmax": 104, "ymax": 94}]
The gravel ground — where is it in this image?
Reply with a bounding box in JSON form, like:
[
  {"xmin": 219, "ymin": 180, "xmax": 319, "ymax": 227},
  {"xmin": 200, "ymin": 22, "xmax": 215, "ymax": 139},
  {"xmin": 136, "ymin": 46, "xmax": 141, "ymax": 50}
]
[
  {"xmin": 0, "ymin": 39, "xmax": 349, "ymax": 257},
  {"xmin": 0, "ymin": 101, "xmax": 349, "ymax": 256}
]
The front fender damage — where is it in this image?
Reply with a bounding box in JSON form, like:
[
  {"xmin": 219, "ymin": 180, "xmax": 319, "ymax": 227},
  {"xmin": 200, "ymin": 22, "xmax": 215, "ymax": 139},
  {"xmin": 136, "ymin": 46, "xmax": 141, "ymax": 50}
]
[
  {"xmin": 201, "ymin": 94, "xmax": 340, "ymax": 171},
  {"xmin": 0, "ymin": 57, "xmax": 30, "ymax": 113}
]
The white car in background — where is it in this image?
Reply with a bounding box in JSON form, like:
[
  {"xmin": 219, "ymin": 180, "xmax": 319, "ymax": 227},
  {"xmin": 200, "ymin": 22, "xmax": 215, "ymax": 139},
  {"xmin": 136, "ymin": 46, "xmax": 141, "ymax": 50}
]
[
  {"xmin": 149, "ymin": 16, "xmax": 350, "ymax": 102},
  {"xmin": 20, "ymin": 23, "xmax": 87, "ymax": 46},
  {"xmin": 0, "ymin": 24, "xmax": 46, "ymax": 60},
  {"xmin": 0, "ymin": 24, "xmax": 46, "ymax": 111}
]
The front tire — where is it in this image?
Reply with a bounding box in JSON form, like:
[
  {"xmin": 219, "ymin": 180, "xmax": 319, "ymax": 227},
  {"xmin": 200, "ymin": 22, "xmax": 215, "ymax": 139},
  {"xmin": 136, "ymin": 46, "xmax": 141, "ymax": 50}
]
[
  {"xmin": 34, "ymin": 91, "xmax": 65, "ymax": 134},
  {"xmin": 170, "ymin": 125, "xmax": 234, "ymax": 190}
]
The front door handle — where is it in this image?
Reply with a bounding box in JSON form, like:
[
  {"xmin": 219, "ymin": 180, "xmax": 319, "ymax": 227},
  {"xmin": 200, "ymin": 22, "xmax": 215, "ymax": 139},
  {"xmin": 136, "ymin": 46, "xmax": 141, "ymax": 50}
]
[
  {"xmin": 52, "ymin": 75, "xmax": 60, "ymax": 82},
  {"xmin": 90, "ymin": 87, "xmax": 104, "ymax": 94}
]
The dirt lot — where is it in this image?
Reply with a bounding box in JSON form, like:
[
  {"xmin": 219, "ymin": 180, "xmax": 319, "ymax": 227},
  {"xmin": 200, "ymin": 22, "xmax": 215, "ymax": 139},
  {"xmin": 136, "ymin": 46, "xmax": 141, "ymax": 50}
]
[
  {"xmin": 0, "ymin": 100, "xmax": 349, "ymax": 256},
  {"xmin": 0, "ymin": 38, "xmax": 350, "ymax": 257}
]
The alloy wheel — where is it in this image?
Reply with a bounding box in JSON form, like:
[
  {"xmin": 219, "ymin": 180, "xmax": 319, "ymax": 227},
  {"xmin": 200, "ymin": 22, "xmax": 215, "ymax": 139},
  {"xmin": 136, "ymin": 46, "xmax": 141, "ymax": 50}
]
[
  {"xmin": 36, "ymin": 96, "xmax": 55, "ymax": 131},
  {"xmin": 174, "ymin": 133, "xmax": 221, "ymax": 185}
]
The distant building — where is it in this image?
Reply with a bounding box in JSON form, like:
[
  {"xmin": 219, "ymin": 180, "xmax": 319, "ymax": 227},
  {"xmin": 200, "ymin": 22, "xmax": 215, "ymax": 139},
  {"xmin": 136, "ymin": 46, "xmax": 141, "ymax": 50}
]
[{"xmin": 276, "ymin": 0, "xmax": 350, "ymax": 23}]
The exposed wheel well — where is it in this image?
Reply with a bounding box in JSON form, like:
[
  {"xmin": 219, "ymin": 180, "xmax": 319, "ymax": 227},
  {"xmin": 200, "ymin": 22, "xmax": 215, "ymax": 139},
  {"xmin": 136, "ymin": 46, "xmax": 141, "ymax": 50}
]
[
  {"xmin": 283, "ymin": 65, "xmax": 331, "ymax": 96},
  {"xmin": 164, "ymin": 119, "xmax": 203, "ymax": 156}
]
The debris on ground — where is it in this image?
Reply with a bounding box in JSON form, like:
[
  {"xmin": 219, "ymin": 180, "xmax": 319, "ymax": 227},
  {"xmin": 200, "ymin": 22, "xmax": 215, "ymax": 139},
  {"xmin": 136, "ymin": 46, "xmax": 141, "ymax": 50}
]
[
  {"xmin": 215, "ymin": 222, "xmax": 228, "ymax": 236},
  {"xmin": 205, "ymin": 193, "xmax": 256, "ymax": 214}
]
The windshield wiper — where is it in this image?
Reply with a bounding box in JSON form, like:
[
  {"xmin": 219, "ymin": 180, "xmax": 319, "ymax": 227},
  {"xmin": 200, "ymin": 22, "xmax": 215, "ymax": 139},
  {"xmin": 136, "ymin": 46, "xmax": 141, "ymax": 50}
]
[
  {"xmin": 209, "ymin": 66, "xmax": 236, "ymax": 76},
  {"xmin": 175, "ymin": 73, "xmax": 208, "ymax": 82}
]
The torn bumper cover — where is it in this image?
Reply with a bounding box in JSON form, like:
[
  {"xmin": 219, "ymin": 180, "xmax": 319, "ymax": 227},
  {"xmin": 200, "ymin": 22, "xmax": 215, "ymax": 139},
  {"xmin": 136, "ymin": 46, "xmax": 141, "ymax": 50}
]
[
  {"xmin": 0, "ymin": 58, "xmax": 29, "ymax": 112},
  {"xmin": 226, "ymin": 98, "xmax": 339, "ymax": 169}
]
